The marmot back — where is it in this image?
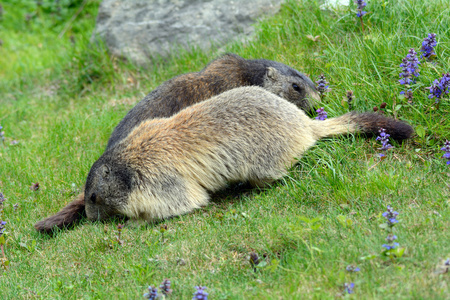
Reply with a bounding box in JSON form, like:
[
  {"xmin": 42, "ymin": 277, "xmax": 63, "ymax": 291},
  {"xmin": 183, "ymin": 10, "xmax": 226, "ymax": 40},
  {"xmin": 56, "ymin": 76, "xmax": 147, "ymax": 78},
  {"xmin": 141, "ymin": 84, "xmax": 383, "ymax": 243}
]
[
  {"xmin": 35, "ymin": 87, "xmax": 413, "ymax": 231},
  {"xmin": 106, "ymin": 54, "xmax": 320, "ymax": 149}
]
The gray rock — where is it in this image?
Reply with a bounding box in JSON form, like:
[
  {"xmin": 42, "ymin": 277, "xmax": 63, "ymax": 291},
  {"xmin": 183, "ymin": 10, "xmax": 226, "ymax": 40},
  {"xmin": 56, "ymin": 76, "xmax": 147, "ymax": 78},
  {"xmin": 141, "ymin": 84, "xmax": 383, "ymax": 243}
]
[{"xmin": 92, "ymin": 0, "xmax": 284, "ymax": 66}]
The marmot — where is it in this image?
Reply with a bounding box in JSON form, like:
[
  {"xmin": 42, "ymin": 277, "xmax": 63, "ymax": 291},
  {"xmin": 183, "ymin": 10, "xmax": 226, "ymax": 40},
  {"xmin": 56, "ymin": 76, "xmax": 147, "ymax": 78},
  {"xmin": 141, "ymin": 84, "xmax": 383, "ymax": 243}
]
[
  {"xmin": 107, "ymin": 53, "xmax": 320, "ymax": 149},
  {"xmin": 35, "ymin": 87, "xmax": 413, "ymax": 231}
]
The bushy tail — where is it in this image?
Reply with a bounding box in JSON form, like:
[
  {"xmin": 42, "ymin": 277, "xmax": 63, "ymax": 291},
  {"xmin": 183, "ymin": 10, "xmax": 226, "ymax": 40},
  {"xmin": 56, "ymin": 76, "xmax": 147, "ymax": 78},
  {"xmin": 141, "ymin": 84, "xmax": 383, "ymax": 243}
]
[
  {"xmin": 34, "ymin": 192, "xmax": 86, "ymax": 233},
  {"xmin": 312, "ymin": 112, "xmax": 414, "ymax": 141}
]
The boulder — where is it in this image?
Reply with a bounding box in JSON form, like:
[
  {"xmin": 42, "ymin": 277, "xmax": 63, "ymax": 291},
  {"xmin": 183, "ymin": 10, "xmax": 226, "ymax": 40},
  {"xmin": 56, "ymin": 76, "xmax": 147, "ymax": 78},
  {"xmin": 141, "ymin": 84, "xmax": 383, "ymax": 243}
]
[{"xmin": 92, "ymin": 0, "xmax": 284, "ymax": 66}]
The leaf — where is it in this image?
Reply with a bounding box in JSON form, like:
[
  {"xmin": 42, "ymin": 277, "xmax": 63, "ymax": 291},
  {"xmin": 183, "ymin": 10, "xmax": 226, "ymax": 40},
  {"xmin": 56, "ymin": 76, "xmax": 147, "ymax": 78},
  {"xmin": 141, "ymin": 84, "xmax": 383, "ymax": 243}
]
[
  {"xmin": 378, "ymin": 223, "xmax": 388, "ymax": 229},
  {"xmin": 310, "ymin": 223, "xmax": 322, "ymax": 230},
  {"xmin": 395, "ymin": 104, "xmax": 402, "ymax": 111},
  {"xmin": 415, "ymin": 125, "xmax": 426, "ymax": 138},
  {"xmin": 360, "ymin": 254, "xmax": 378, "ymax": 260},
  {"xmin": 324, "ymin": 62, "xmax": 334, "ymax": 69},
  {"xmin": 267, "ymin": 259, "xmax": 279, "ymax": 273},
  {"xmin": 256, "ymin": 261, "xmax": 268, "ymax": 268},
  {"xmin": 393, "ymin": 247, "xmax": 405, "ymax": 258},
  {"xmin": 306, "ymin": 34, "xmax": 320, "ymax": 42},
  {"xmin": 311, "ymin": 246, "xmax": 323, "ymax": 253},
  {"xmin": 337, "ymin": 215, "xmax": 353, "ymax": 228},
  {"xmin": 0, "ymin": 235, "xmax": 5, "ymax": 245}
]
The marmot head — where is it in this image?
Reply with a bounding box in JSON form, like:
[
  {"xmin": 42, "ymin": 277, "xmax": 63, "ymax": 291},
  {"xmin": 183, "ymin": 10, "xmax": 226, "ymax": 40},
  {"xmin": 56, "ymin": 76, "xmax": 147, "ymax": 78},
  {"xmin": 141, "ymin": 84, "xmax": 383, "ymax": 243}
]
[
  {"xmin": 84, "ymin": 154, "xmax": 135, "ymax": 221},
  {"xmin": 262, "ymin": 66, "xmax": 320, "ymax": 114}
]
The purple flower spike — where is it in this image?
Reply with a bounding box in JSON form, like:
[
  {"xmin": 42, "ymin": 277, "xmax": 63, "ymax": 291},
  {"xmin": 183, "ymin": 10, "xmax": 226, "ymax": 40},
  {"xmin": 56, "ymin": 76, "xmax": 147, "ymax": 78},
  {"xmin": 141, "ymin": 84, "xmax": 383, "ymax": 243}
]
[
  {"xmin": 315, "ymin": 107, "xmax": 328, "ymax": 121},
  {"xmin": 193, "ymin": 286, "xmax": 208, "ymax": 300},
  {"xmin": 346, "ymin": 265, "xmax": 360, "ymax": 272},
  {"xmin": 428, "ymin": 73, "xmax": 450, "ymax": 104},
  {"xmin": 0, "ymin": 220, "xmax": 6, "ymax": 237},
  {"xmin": 344, "ymin": 282, "xmax": 355, "ymax": 294},
  {"xmin": 441, "ymin": 140, "xmax": 450, "ymax": 165},
  {"xmin": 382, "ymin": 242, "xmax": 399, "ymax": 250},
  {"xmin": 0, "ymin": 124, "xmax": 4, "ymax": 142},
  {"xmin": 386, "ymin": 234, "xmax": 398, "ymax": 242},
  {"xmin": 315, "ymin": 74, "xmax": 329, "ymax": 96},
  {"xmin": 355, "ymin": 0, "xmax": 367, "ymax": 17},
  {"xmin": 399, "ymin": 48, "xmax": 420, "ymax": 86},
  {"xmin": 400, "ymin": 89, "xmax": 414, "ymax": 104},
  {"xmin": 420, "ymin": 33, "xmax": 437, "ymax": 60},
  {"xmin": 143, "ymin": 286, "xmax": 158, "ymax": 300},
  {"xmin": 376, "ymin": 128, "xmax": 393, "ymax": 153},
  {"xmin": 160, "ymin": 279, "xmax": 173, "ymax": 296},
  {"xmin": 382, "ymin": 205, "xmax": 399, "ymax": 227}
]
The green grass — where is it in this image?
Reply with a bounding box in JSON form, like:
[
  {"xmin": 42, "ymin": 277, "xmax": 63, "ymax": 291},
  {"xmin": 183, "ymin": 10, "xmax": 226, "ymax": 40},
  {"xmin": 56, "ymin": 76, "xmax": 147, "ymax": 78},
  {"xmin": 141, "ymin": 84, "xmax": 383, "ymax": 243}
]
[{"xmin": 1, "ymin": 0, "xmax": 449, "ymax": 298}]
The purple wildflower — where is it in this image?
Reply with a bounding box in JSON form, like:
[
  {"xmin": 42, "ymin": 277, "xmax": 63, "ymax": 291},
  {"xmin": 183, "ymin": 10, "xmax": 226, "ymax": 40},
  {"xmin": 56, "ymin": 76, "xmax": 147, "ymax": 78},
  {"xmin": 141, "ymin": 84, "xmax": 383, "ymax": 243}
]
[
  {"xmin": 400, "ymin": 89, "xmax": 414, "ymax": 104},
  {"xmin": 193, "ymin": 286, "xmax": 208, "ymax": 300},
  {"xmin": 0, "ymin": 124, "xmax": 4, "ymax": 142},
  {"xmin": 0, "ymin": 193, "xmax": 5, "ymax": 205},
  {"xmin": 420, "ymin": 33, "xmax": 437, "ymax": 60},
  {"xmin": 427, "ymin": 73, "xmax": 450, "ymax": 104},
  {"xmin": 315, "ymin": 74, "xmax": 329, "ymax": 96},
  {"xmin": 344, "ymin": 282, "xmax": 355, "ymax": 294},
  {"xmin": 382, "ymin": 243, "xmax": 399, "ymax": 250},
  {"xmin": 399, "ymin": 48, "xmax": 420, "ymax": 85},
  {"xmin": 0, "ymin": 221, "xmax": 6, "ymax": 237},
  {"xmin": 346, "ymin": 90, "xmax": 354, "ymax": 110},
  {"xmin": 355, "ymin": 0, "xmax": 367, "ymax": 17},
  {"xmin": 376, "ymin": 128, "xmax": 393, "ymax": 152},
  {"xmin": 160, "ymin": 279, "xmax": 173, "ymax": 296},
  {"xmin": 249, "ymin": 252, "xmax": 260, "ymax": 272},
  {"xmin": 30, "ymin": 182, "xmax": 40, "ymax": 191},
  {"xmin": 441, "ymin": 140, "xmax": 450, "ymax": 165},
  {"xmin": 382, "ymin": 205, "xmax": 399, "ymax": 227},
  {"xmin": 315, "ymin": 107, "xmax": 328, "ymax": 121},
  {"xmin": 346, "ymin": 265, "xmax": 360, "ymax": 272},
  {"xmin": 143, "ymin": 286, "xmax": 158, "ymax": 300},
  {"xmin": 386, "ymin": 234, "xmax": 398, "ymax": 243}
]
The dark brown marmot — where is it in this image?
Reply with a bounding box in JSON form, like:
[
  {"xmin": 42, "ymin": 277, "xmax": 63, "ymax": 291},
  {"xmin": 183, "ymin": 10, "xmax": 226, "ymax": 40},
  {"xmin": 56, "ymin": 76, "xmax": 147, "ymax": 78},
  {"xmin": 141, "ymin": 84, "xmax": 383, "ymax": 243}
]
[
  {"xmin": 106, "ymin": 53, "xmax": 320, "ymax": 149},
  {"xmin": 35, "ymin": 87, "xmax": 413, "ymax": 231}
]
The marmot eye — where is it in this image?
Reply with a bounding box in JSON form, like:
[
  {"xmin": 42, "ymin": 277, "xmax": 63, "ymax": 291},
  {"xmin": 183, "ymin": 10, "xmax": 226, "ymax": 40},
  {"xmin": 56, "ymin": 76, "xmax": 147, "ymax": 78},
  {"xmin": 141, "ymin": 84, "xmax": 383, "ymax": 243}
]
[
  {"xmin": 90, "ymin": 193, "xmax": 97, "ymax": 204},
  {"xmin": 292, "ymin": 83, "xmax": 301, "ymax": 92}
]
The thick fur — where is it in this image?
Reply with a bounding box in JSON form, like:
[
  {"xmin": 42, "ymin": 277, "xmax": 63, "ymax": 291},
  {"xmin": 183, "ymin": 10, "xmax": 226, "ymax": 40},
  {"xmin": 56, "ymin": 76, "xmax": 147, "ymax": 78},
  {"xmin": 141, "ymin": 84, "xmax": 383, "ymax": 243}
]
[
  {"xmin": 34, "ymin": 193, "xmax": 86, "ymax": 232},
  {"xmin": 106, "ymin": 53, "xmax": 320, "ymax": 149},
  {"xmin": 35, "ymin": 87, "xmax": 413, "ymax": 232}
]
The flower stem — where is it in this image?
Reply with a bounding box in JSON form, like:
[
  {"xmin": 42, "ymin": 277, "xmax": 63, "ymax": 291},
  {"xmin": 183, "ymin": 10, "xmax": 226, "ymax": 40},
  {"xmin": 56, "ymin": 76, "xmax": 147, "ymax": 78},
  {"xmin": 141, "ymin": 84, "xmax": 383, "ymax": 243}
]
[{"xmin": 359, "ymin": 16, "xmax": 365, "ymax": 34}]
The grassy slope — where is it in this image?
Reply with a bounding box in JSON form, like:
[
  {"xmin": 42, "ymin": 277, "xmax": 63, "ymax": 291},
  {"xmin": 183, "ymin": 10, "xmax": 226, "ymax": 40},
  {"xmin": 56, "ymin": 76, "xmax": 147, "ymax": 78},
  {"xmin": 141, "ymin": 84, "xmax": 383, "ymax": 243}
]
[{"xmin": 0, "ymin": 0, "xmax": 449, "ymax": 299}]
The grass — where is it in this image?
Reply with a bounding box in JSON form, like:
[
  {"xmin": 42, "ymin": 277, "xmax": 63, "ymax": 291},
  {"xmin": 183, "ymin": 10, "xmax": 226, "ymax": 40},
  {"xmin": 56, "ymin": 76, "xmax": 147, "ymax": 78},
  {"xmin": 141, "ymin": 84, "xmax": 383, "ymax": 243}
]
[{"xmin": 0, "ymin": 0, "xmax": 449, "ymax": 298}]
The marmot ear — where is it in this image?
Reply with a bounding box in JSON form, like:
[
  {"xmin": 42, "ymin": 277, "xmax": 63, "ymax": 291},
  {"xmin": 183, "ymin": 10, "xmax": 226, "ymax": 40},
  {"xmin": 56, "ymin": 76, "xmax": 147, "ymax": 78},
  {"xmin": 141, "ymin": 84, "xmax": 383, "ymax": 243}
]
[
  {"xmin": 101, "ymin": 164, "xmax": 110, "ymax": 177},
  {"xmin": 266, "ymin": 67, "xmax": 279, "ymax": 81}
]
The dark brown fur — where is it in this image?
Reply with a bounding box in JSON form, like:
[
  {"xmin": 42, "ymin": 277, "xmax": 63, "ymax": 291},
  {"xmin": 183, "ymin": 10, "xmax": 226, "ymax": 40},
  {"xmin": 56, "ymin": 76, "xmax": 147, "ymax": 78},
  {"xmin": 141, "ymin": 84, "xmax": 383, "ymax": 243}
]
[
  {"xmin": 34, "ymin": 193, "xmax": 86, "ymax": 233},
  {"xmin": 349, "ymin": 112, "xmax": 413, "ymax": 140},
  {"xmin": 106, "ymin": 53, "xmax": 320, "ymax": 149}
]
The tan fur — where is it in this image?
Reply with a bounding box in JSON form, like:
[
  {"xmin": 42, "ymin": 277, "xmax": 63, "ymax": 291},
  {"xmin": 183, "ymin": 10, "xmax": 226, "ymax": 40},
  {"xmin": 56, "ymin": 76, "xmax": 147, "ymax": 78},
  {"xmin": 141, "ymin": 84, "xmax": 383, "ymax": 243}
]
[{"xmin": 85, "ymin": 87, "xmax": 412, "ymax": 221}]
